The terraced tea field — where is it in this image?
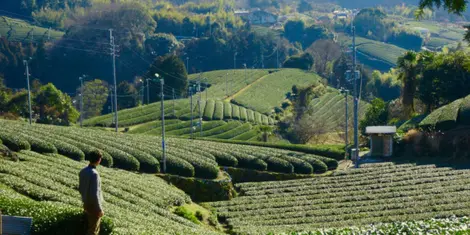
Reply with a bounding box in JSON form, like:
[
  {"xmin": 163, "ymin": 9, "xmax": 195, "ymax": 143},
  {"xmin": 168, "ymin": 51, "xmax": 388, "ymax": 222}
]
[
  {"xmin": 0, "ymin": 120, "xmax": 337, "ymax": 179},
  {"xmin": 83, "ymin": 99, "xmax": 274, "ymax": 128},
  {"xmin": 232, "ymin": 69, "xmax": 322, "ymax": 114},
  {"xmin": 419, "ymin": 94, "xmax": 470, "ymax": 130},
  {"xmin": 210, "ymin": 162, "xmax": 470, "ymax": 234},
  {"xmin": 0, "ymin": 151, "xmax": 220, "ymax": 235},
  {"xmin": 189, "ymin": 69, "xmax": 271, "ymax": 99},
  {"xmin": 309, "ymin": 91, "xmax": 370, "ymax": 131},
  {"xmin": 0, "ymin": 16, "xmax": 64, "ymax": 42}
]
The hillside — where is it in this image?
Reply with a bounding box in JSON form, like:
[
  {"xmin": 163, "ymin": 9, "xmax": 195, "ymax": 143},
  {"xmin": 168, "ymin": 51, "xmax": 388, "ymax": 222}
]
[
  {"xmin": 419, "ymin": 94, "xmax": 470, "ymax": 130},
  {"xmin": 309, "ymin": 91, "xmax": 370, "ymax": 131},
  {"xmin": 0, "ymin": 16, "xmax": 64, "ymax": 42},
  {"xmin": 231, "ymin": 69, "xmax": 323, "ymax": 114},
  {"xmin": 0, "ymin": 150, "xmax": 220, "ymax": 235},
  {"xmin": 210, "ymin": 162, "xmax": 470, "ymax": 234},
  {"xmin": 0, "ymin": 120, "xmax": 339, "ymax": 179}
]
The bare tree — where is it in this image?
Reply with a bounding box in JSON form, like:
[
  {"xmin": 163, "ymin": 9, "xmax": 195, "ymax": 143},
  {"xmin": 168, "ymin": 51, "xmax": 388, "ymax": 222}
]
[
  {"xmin": 291, "ymin": 114, "xmax": 327, "ymax": 144},
  {"xmin": 306, "ymin": 39, "xmax": 341, "ymax": 77}
]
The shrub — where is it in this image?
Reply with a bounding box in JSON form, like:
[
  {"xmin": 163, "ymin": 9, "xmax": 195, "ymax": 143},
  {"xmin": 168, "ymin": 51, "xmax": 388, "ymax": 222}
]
[
  {"xmin": 223, "ymin": 102, "xmax": 232, "ymax": 119},
  {"xmin": 264, "ymin": 157, "xmax": 294, "ymax": 174},
  {"xmin": 211, "ymin": 123, "xmax": 252, "ymax": 139},
  {"xmin": 19, "ymin": 134, "xmax": 57, "ymax": 154},
  {"xmin": 239, "ymin": 107, "xmax": 248, "ymax": 121},
  {"xmin": 174, "ymin": 206, "xmax": 200, "ymax": 224},
  {"xmin": 0, "ymin": 193, "xmax": 113, "ymax": 235},
  {"xmin": 231, "ymin": 130, "xmax": 259, "ymax": 141},
  {"xmin": 213, "ymin": 101, "xmax": 224, "ymax": 120},
  {"xmin": 0, "ymin": 132, "xmax": 31, "ymax": 151},
  {"xmin": 232, "ymin": 105, "xmax": 240, "ymax": 120},
  {"xmin": 232, "ymin": 152, "xmax": 267, "ymax": 171},
  {"xmin": 203, "ymin": 100, "xmax": 216, "ymax": 121},
  {"xmin": 254, "ymin": 112, "xmax": 262, "ymax": 124},
  {"xmin": 247, "ymin": 110, "xmax": 255, "ymax": 122},
  {"xmin": 210, "ymin": 151, "xmax": 238, "ymax": 167}
]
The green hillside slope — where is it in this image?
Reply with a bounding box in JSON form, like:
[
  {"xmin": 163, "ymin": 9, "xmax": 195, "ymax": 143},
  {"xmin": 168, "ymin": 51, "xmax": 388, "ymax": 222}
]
[
  {"xmin": 211, "ymin": 162, "xmax": 470, "ymax": 234},
  {"xmin": 189, "ymin": 69, "xmax": 271, "ymax": 99},
  {"xmin": 419, "ymin": 94, "xmax": 470, "ymax": 130},
  {"xmin": 232, "ymin": 69, "xmax": 322, "ymax": 114},
  {"xmin": 0, "ymin": 16, "xmax": 64, "ymax": 42},
  {"xmin": 83, "ymin": 99, "xmax": 274, "ymax": 128},
  {"xmin": 0, "ymin": 120, "xmax": 338, "ymax": 179},
  {"xmin": 0, "ymin": 151, "xmax": 219, "ymax": 235}
]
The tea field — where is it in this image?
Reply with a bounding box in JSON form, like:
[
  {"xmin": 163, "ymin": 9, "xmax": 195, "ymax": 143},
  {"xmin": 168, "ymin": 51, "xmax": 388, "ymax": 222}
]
[
  {"xmin": 0, "ymin": 120, "xmax": 338, "ymax": 179},
  {"xmin": 83, "ymin": 98, "xmax": 274, "ymax": 128},
  {"xmin": 0, "ymin": 16, "xmax": 64, "ymax": 42},
  {"xmin": 232, "ymin": 69, "xmax": 323, "ymax": 114},
  {"xmin": 0, "ymin": 151, "xmax": 221, "ymax": 235},
  {"xmin": 210, "ymin": 162, "xmax": 470, "ymax": 234},
  {"xmin": 419, "ymin": 93, "xmax": 470, "ymax": 130}
]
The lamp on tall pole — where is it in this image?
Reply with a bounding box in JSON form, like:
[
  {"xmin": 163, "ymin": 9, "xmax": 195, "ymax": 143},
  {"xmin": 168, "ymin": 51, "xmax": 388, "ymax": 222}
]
[
  {"xmin": 79, "ymin": 75, "xmax": 85, "ymax": 127},
  {"xmin": 23, "ymin": 59, "xmax": 32, "ymax": 125}
]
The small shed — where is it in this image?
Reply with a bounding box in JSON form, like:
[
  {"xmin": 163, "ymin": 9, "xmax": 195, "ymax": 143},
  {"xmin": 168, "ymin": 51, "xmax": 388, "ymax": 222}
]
[{"xmin": 366, "ymin": 126, "xmax": 397, "ymax": 157}]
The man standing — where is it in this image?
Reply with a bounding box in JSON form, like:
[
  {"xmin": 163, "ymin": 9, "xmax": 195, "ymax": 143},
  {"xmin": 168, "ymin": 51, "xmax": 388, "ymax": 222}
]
[{"xmin": 79, "ymin": 150, "xmax": 104, "ymax": 235}]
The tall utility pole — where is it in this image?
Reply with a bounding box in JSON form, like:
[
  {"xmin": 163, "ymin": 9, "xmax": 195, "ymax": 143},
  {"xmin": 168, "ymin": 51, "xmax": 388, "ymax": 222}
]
[
  {"xmin": 23, "ymin": 59, "xmax": 32, "ymax": 125},
  {"xmin": 110, "ymin": 87, "xmax": 115, "ymax": 124},
  {"xmin": 110, "ymin": 29, "xmax": 118, "ymax": 132},
  {"xmin": 204, "ymin": 78, "xmax": 208, "ymax": 102},
  {"xmin": 351, "ymin": 24, "xmax": 359, "ymax": 167},
  {"xmin": 225, "ymin": 73, "xmax": 228, "ymax": 97},
  {"xmin": 243, "ymin": 64, "xmax": 247, "ymax": 84},
  {"xmin": 197, "ymin": 82, "xmax": 202, "ymax": 137},
  {"xmin": 234, "ymin": 52, "xmax": 237, "ymax": 69},
  {"xmin": 79, "ymin": 76, "xmax": 84, "ymax": 128},
  {"xmin": 172, "ymin": 88, "xmax": 175, "ymax": 117},
  {"xmin": 261, "ymin": 53, "xmax": 265, "ymax": 69},
  {"xmin": 340, "ymin": 87, "xmax": 349, "ymax": 158},
  {"xmin": 159, "ymin": 75, "xmax": 166, "ymax": 173},
  {"xmin": 186, "ymin": 57, "xmax": 189, "ymax": 73},
  {"xmin": 146, "ymin": 78, "xmax": 150, "ymax": 105},
  {"xmin": 277, "ymin": 36, "xmax": 280, "ymax": 68},
  {"xmin": 190, "ymin": 87, "xmax": 194, "ymax": 139}
]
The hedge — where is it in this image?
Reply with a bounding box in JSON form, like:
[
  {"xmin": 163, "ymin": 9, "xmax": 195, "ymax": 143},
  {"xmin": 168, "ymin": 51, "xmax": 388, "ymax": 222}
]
[
  {"xmin": 261, "ymin": 115, "xmax": 269, "ymax": 125},
  {"xmin": 128, "ymin": 120, "xmax": 179, "ymax": 134},
  {"xmin": 0, "ymin": 191, "xmax": 113, "ymax": 235},
  {"xmin": 168, "ymin": 121, "xmax": 226, "ymax": 136},
  {"xmin": 232, "ymin": 105, "xmax": 240, "ymax": 120},
  {"xmin": 254, "ymin": 112, "xmax": 262, "ymax": 124},
  {"xmin": 247, "ymin": 110, "xmax": 255, "ymax": 122},
  {"xmin": 203, "ymin": 100, "xmax": 216, "ymax": 121},
  {"xmin": 264, "ymin": 157, "xmax": 294, "ymax": 174},
  {"xmin": 207, "ymin": 150, "xmax": 238, "ymax": 167},
  {"xmin": 0, "ymin": 132, "xmax": 31, "ymax": 151},
  {"xmin": 38, "ymin": 136, "xmax": 84, "ymax": 161},
  {"xmin": 18, "ymin": 133, "xmax": 57, "ymax": 154},
  {"xmin": 213, "ymin": 101, "xmax": 224, "ymax": 120},
  {"xmin": 211, "ymin": 123, "xmax": 252, "ymax": 139},
  {"xmin": 277, "ymin": 155, "xmax": 313, "ymax": 174},
  {"xmin": 231, "ymin": 152, "xmax": 267, "ymax": 171},
  {"xmin": 459, "ymin": 95, "xmax": 470, "ymax": 125},
  {"xmin": 197, "ymin": 139, "xmax": 345, "ymax": 160},
  {"xmin": 197, "ymin": 121, "xmax": 242, "ymax": 137},
  {"xmin": 239, "ymin": 107, "xmax": 248, "ymax": 121},
  {"xmin": 165, "ymin": 155, "xmax": 196, "ymax": 177},
  {"xmin": 223, "ymin": 102, "xmax": 232, "ymax": 119},
  {"xmin": 296, "ymin": 155, "xmax": 329, "ymax": 173},
  {"xmin": 268, "ymin": 117, "xmax": 275, "ymax": 125},
  {"xmin": 231, "ymin": 129, "xmax": 259, "ymax": 141}
]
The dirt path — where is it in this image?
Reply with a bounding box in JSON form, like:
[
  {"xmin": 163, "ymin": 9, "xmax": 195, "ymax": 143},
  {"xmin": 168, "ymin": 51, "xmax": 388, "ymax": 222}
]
[{"xmin": 224, "ymin": 73, "xmax": 273, "ymax": 102}]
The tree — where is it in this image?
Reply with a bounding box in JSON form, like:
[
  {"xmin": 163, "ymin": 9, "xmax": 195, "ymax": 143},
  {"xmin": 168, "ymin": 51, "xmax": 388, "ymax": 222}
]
[
  {"xmin": 353, "ymin": 8, "xmax": 391, "ymax": 41},
  {"xmin": 283, "ymin": 53, "xmax": 314, "ymax": 70},
  {"xmin": 76, "ymin": 79, "xmax": 109, "ymax": 119},
  {"xmin": 0, "ymin": 76, "xmax": 11, "ymax": 112},
  {"xmin": 302, "ymin": 25, "xmax": 330, "ymax": 48},
  {"xmin": 117, "ymin": 81, "xmax": 139, "ymax": 110},
  {"xmin": 397, "ymin": 51, "xmax": 420, "ymax": 118},
  {"xmin": 297, "ymin": 0, "xmax": 313, "ymax": 13},
  {"xmin": 366, "ymin": 70, "xmax": 401, "ymax": 102},
  {"xmin": 34, "ymin": 83, "xmax": 78, "ymax": 125},
  {"xmin": 359, "ymin": 98, "xmax": 388, "ymax": 135},
  {"xmin": 145, "ymin": 55, "xmax": 188, "ymax": 103},
  {"xmin": 306, "ymin": 40, "xmax": 341, "ymax": 77},
  {"xmin": 145, "ymin": 33, "xmax": 181, "ymax": 57},
  {"xmin": 284, "ymin": 20, "xmax": 305, "ymax": 44}
]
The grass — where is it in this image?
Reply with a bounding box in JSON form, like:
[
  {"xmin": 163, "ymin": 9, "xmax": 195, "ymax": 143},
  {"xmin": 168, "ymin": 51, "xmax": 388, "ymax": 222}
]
[
  {"xmin": 0, "ymin": 16, "xmax": 64, "ymax": 42},
  {"xmin": 232, "ymin": 69, "xmax": 322, "ymax": 114}
]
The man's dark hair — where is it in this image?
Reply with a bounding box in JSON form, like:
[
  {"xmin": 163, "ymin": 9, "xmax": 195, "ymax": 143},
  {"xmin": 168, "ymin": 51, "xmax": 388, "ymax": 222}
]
[{"xmin": 88, "ymin": 150, "xmax": 103, "ymax": 163}]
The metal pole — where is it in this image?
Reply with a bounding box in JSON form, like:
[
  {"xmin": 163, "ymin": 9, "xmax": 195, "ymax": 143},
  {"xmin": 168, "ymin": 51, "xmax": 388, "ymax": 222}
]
[
  {"xmin": 345, "ymin": 90, "xmax": 349, "ymax": 158},
  {"xmin": 172, "ymin": 88, "xmax": 175, "ymax": 117},
  {"xmin": 186, "ymin": 57, "xmax": 189, "ymax": 73},
  {"xmin": 110, "ymin": 29, "xmax": 118, "ymax": 132},
  {"xmin": 244, "ymin": 64, "xmax": 247, "ymax": 84},
  {"xmin": 234, "ymin": 52, "xmax": 237, "ymax": 69},
  {"xmin": 277, "ymin": 36, "xmax": 280, "ymax": 68},
  {"xmin": 79, "ymin": 76, "xmax": 84, "ymax": 127},
  {"xmin": 198, "ymin": 82, "xmax": 202, "ymax": 137},
  {"xmin": 110, "ymin": 87, "xmax": 115, "ymax": 124},
  {"xmin": 352, "ymin": 25, "xmax": 359, "ymax": 167},
  {"xmin": 190, "ymin": 87, "xmax": 194, "ymax": 139},
  {"xmin": 205, "ymin": 78, "xmax": 208, "ymax": 102},
  {"xmin": 146, "ymin": 79, "xmax": 150, "ymax": 105},
  {"xmin": 160, "ymin": 78, "xmax": 166, "ymax": 173},
  {"xmin": 225, "ymin": 73, "xmax": 228, "ymax": 97},
  {"xmin": 23, "ymin": 60, "xmax": 32, "ymax": 125}
]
